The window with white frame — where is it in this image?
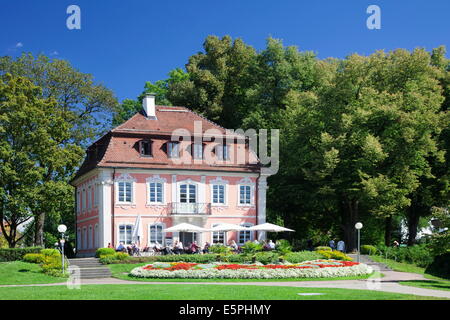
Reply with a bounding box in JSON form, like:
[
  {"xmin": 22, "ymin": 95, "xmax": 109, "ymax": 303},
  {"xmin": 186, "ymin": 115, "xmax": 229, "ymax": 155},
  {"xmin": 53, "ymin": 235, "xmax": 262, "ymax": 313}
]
[
  {"xmin": 94, "ymin": 184, "xmax": 99, "ymax": 207},
  {"xmin": 149, "ymin": 182, "xmax": 163, "ymax": 203},
  {"xmin": 77, "ymin": 228, "xmax": 81, "ymax": 249},
  {"xmin": 212, "ymin": 184, "xmax": 225, "ymax": 204},
  {"xmin": 238, "ymin": 223, "xmax": 253, "ymax": 244},
  {"xmin": 212, "ymin": 224, "xmax": 225, "ymax": 244},
  {"xmin": 87, "ymin": 186, "xmax": 92, "ymax": 210},
  {"xmin": 118, "ymin": 181, "xmax": 132, "ymax": 203},
  {"xmin": 82, "ymin": 227, "xmax": 87, "ymax": 249},
  {"xmin": 118, "ymin": 224, "xmax": 133, "ymax": 245},
  {"xmin": 239, "ymin": 185, "xmax": 252, "ymax": 205},
  {"xmin": 192, "ymin": 143, "xmax": 204, "ymax": 160},
  {"xmin": 82, "ymin": 188, "xmax": 86, "ymax": 211},
  {"xmin": 88, "ymin": 225, "xmax": 93, "ymax": 249},
  {"xmin": 77, "ymin": 191, "xmax": 81, "ymax": 214},
  {"xmin": 94, "ymin": 224, "xmax": 99, "ymax": 248},
  {"xmin": 149, "ymin": 224, "xmax": 164, "ymax": 245}
]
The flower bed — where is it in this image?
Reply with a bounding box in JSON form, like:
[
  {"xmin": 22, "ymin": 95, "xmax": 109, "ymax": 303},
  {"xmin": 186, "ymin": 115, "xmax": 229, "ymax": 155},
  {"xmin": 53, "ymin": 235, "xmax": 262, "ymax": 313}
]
[{"xmin": 130, "ymin": 259, "xmax": 373, "ymax": 279}]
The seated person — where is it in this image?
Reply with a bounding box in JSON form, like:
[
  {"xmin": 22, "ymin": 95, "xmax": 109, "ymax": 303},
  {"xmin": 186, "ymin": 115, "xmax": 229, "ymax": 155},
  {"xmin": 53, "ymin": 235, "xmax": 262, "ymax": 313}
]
[
  {"xmin": 131, "ymin": 243, "xmax": 140, "ymax": 256},
  {"xmin": 173, "ymin": 241, "xmax": 184, "ymax": 254},
  {"xmin": 229, "ymin": 240, "xmax": 239, "ymax": 252},
  {"xmin": 116, "ymin": 242, "xmax": 125, "ymax": 252},
  {"xmin": 202, "ymin": 242, "xmax": 210, "ymax": 254},
  {"xmin": 190, "ymin": 241, "xmax": 200, "ymax": 254},
  {"xmin": 267, "ymin": 240, "xmax": 276, "ymax": 250}
]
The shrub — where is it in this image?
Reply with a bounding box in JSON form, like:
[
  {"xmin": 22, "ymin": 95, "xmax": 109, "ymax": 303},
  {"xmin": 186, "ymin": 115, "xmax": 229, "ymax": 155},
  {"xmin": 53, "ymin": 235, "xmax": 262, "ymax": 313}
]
[
  {"xmin": 275, "ymin": 240, "xmax": 292, "ymax": 255},
  {"xmin": 220, "ymin": 254, "xmax": 251, "ymax": 263},
  {"xmin": 23, "ymin": 253, "xmax": 45, "ymax": 264},
  {"xmin": 241, "ymin": 241, "xmax": 263, "ymax": 255},
  {"xmin": 376, "ymin": 244, "xmax": 434, "ymax": 267},
  {"xmin": 95, "ymin": 248, "xmax": 116, "ymax": 258},
  {"xmin": 40, "ymin": 249, "xmax": 61, "ymax": 257},
  {"xmin": 208, "ymin": 245, "xmax": 232, "ymax": 255},
  {"xmin": 425, "ymin": 252, "xmax": 450, "ymax": 279},
  {"xmin": 317, "ymin": 250, "xmax": 352, "ymax": 261},
  {"xmin": 254, "ymin": 252, "xmax": 280, "ymax": 265},
  {"xmin": 314, "ymin": 246, "xmax": 332, "ymax": 252},
  {"xmin": 284, "ymin": 251, "xmax": 322, "ymax": 263},
  {"xmin": 361, "ymin": 245, "xmax": 378, "ymax": 255},
  {"xmin": 41, "ymin": 254, "xmax": 66, "ymax": 275},
  {"xmin": 0, "ymin": 247, "xmax": 43, "ymax": 262}
]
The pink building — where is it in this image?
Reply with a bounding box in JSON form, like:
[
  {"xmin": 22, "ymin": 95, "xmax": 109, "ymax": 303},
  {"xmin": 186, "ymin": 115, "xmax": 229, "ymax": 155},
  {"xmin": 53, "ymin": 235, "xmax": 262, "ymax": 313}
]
[{"xmin": 71, "ymin": 95, "xmax": 267, "ymax": 257}]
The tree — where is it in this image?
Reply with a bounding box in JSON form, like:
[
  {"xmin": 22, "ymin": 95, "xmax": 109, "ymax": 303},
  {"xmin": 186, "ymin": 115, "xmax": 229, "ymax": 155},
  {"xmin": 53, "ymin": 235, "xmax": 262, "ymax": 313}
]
[
  {"xmin": 0, "ymin": 74, "xmax": 84, "ymax": 247},
  {"xmin": 0, "ymin": 54, "xmax": 118, "ymax": 245}
]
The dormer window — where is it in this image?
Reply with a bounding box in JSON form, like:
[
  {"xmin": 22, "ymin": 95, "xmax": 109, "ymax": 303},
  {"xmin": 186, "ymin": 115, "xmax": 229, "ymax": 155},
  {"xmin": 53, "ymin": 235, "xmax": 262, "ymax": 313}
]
[
  {"xmin": 216, "ymin": 144, "xmax": 230, "ymax": 161},
  {"xmin": 192, "ymin": 143, "xmax": 204, "ymax": 160},
  {"xmin": 167, "ymin": 142, "xmax": 179, "ymax": 158},
  {"xmin": 139, "ymin": 140, "xmax": 152, "ymax": 157}
]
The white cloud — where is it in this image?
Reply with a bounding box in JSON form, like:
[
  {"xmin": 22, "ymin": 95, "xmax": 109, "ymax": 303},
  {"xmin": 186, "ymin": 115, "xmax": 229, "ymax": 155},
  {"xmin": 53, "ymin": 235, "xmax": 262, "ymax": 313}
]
[{"xmin": 15, "ymin": 42, "xmax": 23, "ymax": 48}]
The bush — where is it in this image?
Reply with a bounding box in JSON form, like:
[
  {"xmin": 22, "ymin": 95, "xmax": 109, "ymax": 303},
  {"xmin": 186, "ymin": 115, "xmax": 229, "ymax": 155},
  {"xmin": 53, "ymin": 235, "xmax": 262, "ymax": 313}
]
[
  {"xmin": 254, "ymin": 252, "xmax": 280, "ymax": 265},
  {"xmin": 241, "ymin": 241, "xmax": 263, "ymax": 255},
  {"xmin": 376, "ymin": 244, "xmax": 434, "ymax": 267},
  {"xmin": 314, "ymin": 246, "xmax": 332, "ymax": 252},
  {"xmin": 361, "ymin": 245, "xmax": 378, "ymax": 255},
  {"xmin": 23, "ymin": 253, "xmax": 45, "ymax": 264},
  {"xmin": 208, "ymin": 245, "xmax": 232, "ymax": 255},
  {"xmin": 275, "ymin": 240, "xmax": 292, "ymax": 255},
  {"xmin": 41, "ymin": 254, "xmax": 66, "ymax": 275},
  {"xmin": 95, "ymin": 248, "xmax": 116, "ymax": 258},
  {"xmin": 41, "ymin": 249, "xmax": 61, "ymax": 257},
  {"xmin": 317, "ymin": 250, "xmax": 352, "ymax": 261},
  {"xmin": 284, "ymin": 251, "xmax": 323, "ymax": 263},
  {"xmin": 0, "ymin": 247, "xmax": 43, "ymax": 262},
  {"xmin": 425, "ymin": 252, "xmax": 450, "ymax": 279}
]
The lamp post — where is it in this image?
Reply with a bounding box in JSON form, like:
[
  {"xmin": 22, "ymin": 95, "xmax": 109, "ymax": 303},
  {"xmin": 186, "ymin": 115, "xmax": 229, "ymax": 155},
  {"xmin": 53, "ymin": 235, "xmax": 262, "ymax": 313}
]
[
  {"xmin": 57, "ymin": 224, "xmax": 67, "ymax": 274},
  {"xmin": 355, "ymin": 222, "xmax": 363, "ymax": 263}
]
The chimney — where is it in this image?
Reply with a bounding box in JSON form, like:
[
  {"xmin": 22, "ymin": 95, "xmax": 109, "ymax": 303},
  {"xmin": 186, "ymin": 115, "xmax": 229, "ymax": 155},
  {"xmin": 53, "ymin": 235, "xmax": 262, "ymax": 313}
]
[{"xmin": 143, "ymin": 94, "xmax": 156, "ymax": 119}]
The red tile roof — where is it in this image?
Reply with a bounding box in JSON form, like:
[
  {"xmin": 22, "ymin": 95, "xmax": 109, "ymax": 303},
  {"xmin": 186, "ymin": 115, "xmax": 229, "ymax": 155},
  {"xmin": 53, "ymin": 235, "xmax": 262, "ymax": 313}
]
[{"xmin": 72, "ymin": 106, "xmax": 260, "ymax": 183}]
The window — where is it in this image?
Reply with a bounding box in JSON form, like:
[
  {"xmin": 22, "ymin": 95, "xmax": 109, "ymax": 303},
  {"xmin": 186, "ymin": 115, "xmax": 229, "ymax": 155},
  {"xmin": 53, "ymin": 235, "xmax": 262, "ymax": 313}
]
[
  {"xmin": 192, "ymin": 143, "xmax": 203, "ymax": 159},
  {"xmin": 149, "ymin": 182, "xmax": 163, "ymax": 203},
  {"xmin": 180, "ymin": 184, "xmax": 196, "ymax": 203},
  {"xmin": 119, "ymin": 225, "xmax": 133, "ymax": 245},
  {"xmin": 94, "ymin": 224, "xmax": 99, "ymax": 248},
  {"xmin": 82, "ymin": 189, "xmax": 86, "ymax": 211},
  {"xmin": 149, "ymin": 224, "xmax": 164, "ymax": 245},
  {"xmin": 212, "ymin": 224, "xmax": 225, "ymax": 244},
  {"xmin": 87, "ymin": 186, "xmax": 92, "ymax": 210},
  {"xmin": 82, "ymin": 227, "xmax": 87, "ymax": 250},
  {"xmin": 118, "ymin": 181, "xmax": 132, "ymax": 203},
  {"xmin": 88, "ymin": 225, "xmax": 93, "ymax": 249},
  {"xmin": 94, "ymin": 184, "xmax": 99, "ymax": 207},
  {"xmin": 77, "ymin": 228, "xmax": 81, "ymax": 250},
  {"xmin": 216, "ymin": 144, "xmax": 230, "ymax": 160},
  {"xmin": 239, "ymin": 185, "xmax": 251, "ymax": 205},
  {"xmin": 239, "ymin": 224, "xmax": 253, "ymax": 244},
  {"xmin": 77, "ymin": 191, "xmax": 81, "ymax": 214},
  {"xmin": 139, "ymin": 140, "xmax": 152, "ymax": 157},
  {"xmin": 167, "ymin": 142, "xmax": 179, "ymax": 158},
  {"xmin": 212, "ymin": 184, "xmax": 225, "ymax": 204}
]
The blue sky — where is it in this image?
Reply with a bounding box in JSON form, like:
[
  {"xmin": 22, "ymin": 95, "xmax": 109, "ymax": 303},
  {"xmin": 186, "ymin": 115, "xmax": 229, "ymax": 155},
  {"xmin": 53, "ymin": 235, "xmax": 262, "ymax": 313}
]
[{"xmin": 1, "ymin": 0, "xmax": 449, "ymax": 102}]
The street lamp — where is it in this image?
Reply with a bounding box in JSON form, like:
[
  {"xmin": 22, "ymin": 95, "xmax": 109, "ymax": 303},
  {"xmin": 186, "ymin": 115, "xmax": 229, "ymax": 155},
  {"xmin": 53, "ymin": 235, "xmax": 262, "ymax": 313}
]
[
  {"xmin": 355, "ymin": 222, "xmax": 363, "ymax": 263},
  {"xmin": 57, "ymin": 224, "xmax": 67, "ymax": 274}
]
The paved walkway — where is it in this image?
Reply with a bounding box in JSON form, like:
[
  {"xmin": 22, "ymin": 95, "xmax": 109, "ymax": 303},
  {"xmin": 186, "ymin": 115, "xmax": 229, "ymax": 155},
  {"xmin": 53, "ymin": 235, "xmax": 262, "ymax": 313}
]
[{"xmin": 1, "ymin": 256, "xmax": 449, "ymax": 299}]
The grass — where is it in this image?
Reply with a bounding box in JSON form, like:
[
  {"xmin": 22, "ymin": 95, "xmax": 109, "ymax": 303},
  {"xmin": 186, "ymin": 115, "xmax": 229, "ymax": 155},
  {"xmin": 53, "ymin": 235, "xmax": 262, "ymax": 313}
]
[
  {"xmin": 0, "ymin": 284, "xmax": 445, "ymax": 300},
  {"xmin": 0, "ymin": 261, "xmax": 66, "ymax": 285},
  {"xmin": 369, "ymin": 255, "xmax": 427, "ymax": 274},
  {"xmin": 399, "ymin": 280, "xmax": 450, "ymax": 292},
  {"xmin": 108, "ymin": 263, "xmax": 383, "ymax": 282}
]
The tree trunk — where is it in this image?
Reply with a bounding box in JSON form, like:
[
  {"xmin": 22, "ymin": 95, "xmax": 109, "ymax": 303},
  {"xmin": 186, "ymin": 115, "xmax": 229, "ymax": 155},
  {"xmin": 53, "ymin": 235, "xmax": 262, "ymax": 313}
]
[
  {"xmin": 385, "ymin": 216, "xmax": 392, "ymax": 246},
  {"xmin": 407, "ymin": 205, "xmax": 420, "ymax": 246},
  {"xmin": 34, "ymin": 212, "xmax": 45, "ymax": 247},
  {"xmin": 340, "ymin": 197, "xmax": 359, "ymax": 253}
]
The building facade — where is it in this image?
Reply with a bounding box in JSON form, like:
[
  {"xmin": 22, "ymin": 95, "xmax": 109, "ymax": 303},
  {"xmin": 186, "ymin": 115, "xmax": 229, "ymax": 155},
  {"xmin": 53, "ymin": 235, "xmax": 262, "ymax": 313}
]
[{"xmin": 71, "ymin": 95, "xmax": 267, "ymax": 257}]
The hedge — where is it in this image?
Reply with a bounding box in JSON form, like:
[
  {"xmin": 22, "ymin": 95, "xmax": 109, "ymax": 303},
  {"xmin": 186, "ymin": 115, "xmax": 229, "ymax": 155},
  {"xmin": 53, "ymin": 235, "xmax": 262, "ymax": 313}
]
[
  {"xmin": 360, "ymin": 245, "xmax": 378, "ymax": 255},
  {"xmin": 425, "ymin": 252, "xmax": 450, "ymax": 279},
  {"xmin": 0, "ymin": 247, "xmax": 43, "ymax": 262}
]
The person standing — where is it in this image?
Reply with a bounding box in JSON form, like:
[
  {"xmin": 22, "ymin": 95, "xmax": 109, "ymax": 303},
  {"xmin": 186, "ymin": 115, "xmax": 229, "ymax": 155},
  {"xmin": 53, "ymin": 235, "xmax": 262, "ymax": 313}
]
[
  {"xmin": 337, "ymin": 240, "xmax": 345, "ymax": 253},
  {"xmin": 329, "ymin": 239, "xmax": 336, "ymax": 250}
]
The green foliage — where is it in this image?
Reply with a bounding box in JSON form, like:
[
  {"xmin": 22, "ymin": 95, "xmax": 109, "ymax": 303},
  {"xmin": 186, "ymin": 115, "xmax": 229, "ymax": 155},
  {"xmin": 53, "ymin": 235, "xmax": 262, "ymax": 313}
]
[
  {"xmin": 241, "ymin": 241, "xmax": 263, "ymax": 255},
  {"xmin": 40, "ymin": 249, "xmax": 60, "ymax": 257},
  {"xmin": 0, "ymin": 247, "xmax": 43, "ymax": 262},
  {"xmin": 317, "ymin": 250, "xmax": 353, "ymax": 261},
  {"xmin": 428, "ymin": 207, "xmax": 450, "ymax": 255},
  {"xmin": 376, "ymin": 244, "xmax": 434, "ymax": 267},
  {"xmin": 95, "ymin": 248, "xmax": 116, "ymax": 258},
  {"xmin": 254, "ymin": 252, "xmax": 280, "ymax": 265},
  {"xmin": 284, "ymin": 251, "xmax": 323, "ymax": 263},
  {"xmin": 208, "ymin": 244, "xmax": 232, "ymax": 255},
  {"xmin": 41, "ymin": 255, "xmax": 63, "ymax": 274},
  {"xmin": 360, "ymin": 245, "xmax": 378, "ymax": 255},
  {"xmin": 22, "ymin": 253, "xmax": 45, "ymax": 264},
  {"xmin": 275, "ymin": 239, "xmax": 292, "ymax": 255},
  {"xmin": 425, "ymin": 252, "xmax": 450, "ymax": 279},
  {"xmin": 315, "ymin": 246, "xmax": 332, "ymax": 251}
]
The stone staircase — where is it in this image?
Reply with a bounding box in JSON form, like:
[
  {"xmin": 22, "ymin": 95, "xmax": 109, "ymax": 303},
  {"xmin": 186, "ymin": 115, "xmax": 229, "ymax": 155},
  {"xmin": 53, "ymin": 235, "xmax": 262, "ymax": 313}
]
[{"xmin": 68, "ymin": 258, "xmax": 112, "ymax": 279}]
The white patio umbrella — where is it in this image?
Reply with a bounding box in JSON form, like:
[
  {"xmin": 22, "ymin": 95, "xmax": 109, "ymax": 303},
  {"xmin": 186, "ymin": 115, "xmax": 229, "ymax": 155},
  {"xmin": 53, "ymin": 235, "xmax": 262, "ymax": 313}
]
[
  {"xmin": 209, "ymin": 223, "xmax": 249, "ymax": 245},
  {"xmin": 131, "ymin": 215, "xmax": 142, "ymax": 245},
  {"xmin": 249, "ymin": 223, "xmax": 295, "ymax": 232},
  {"xmin": 163, "ymin": 223, "xmax": 208, "ymax": 233}
]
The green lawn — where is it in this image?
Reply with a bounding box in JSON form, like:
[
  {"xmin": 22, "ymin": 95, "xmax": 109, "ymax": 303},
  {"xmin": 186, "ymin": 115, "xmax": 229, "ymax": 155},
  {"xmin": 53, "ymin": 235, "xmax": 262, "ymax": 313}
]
[
  {"xmin": 108, "ymin": 263, "xmax": 383, "ymax": 282},
  {"xmin": 369, "ymin": 255, "xmax": 426, "ymax": 274},
  {"xmin": 399, "ymin": 280, "xmax": 450, "ymax": 292},
  {"xmin": 0, "ymin": 284, "xmax": 445, "ymax": 300},
  {"xmin": 0, "ymin": 261, "xmax": 66, "ymax": 285}
]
